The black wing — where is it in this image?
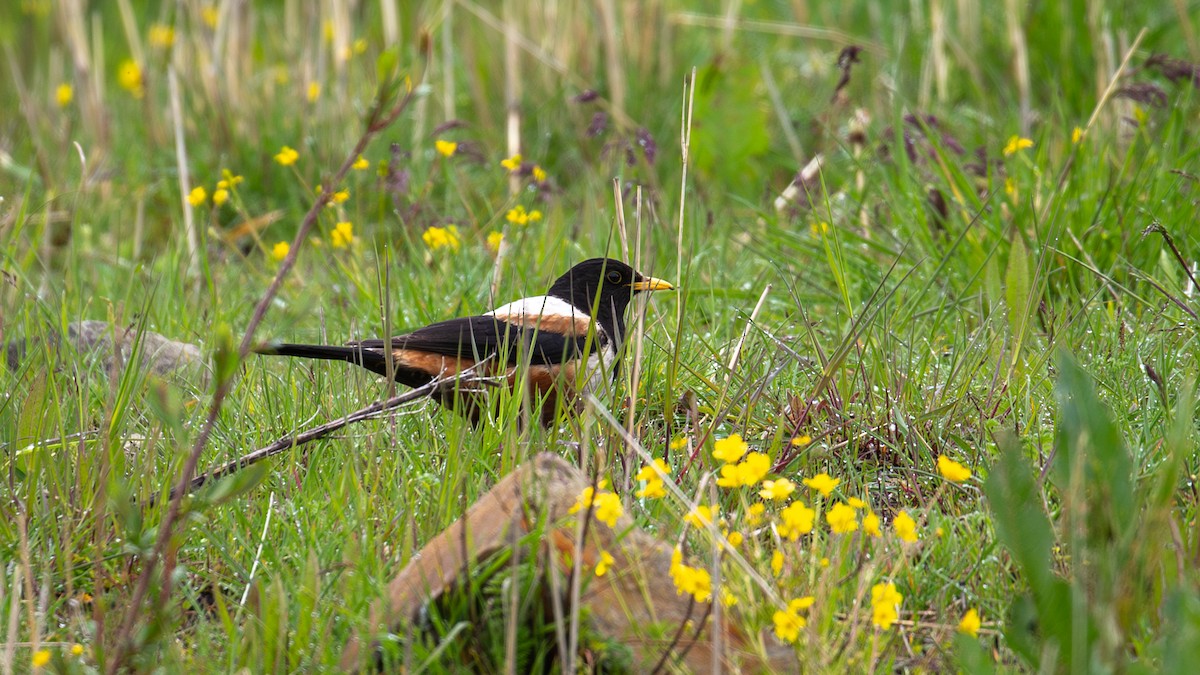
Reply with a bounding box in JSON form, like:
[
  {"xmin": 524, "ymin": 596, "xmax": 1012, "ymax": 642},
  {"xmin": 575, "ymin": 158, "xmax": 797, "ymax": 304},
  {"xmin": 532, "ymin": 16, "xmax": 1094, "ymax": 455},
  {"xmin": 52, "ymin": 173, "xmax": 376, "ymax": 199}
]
[{"xmin": 352, "ymin": 316, "xmax": 585, "ymax": 366}]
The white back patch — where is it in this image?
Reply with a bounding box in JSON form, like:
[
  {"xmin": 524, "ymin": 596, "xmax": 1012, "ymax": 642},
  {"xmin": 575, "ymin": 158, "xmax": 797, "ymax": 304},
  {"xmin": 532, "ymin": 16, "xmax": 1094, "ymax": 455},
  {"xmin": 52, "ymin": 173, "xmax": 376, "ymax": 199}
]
[{"xmin": 486, "ymin": 295, "xmax": 580, "ymax": 320}]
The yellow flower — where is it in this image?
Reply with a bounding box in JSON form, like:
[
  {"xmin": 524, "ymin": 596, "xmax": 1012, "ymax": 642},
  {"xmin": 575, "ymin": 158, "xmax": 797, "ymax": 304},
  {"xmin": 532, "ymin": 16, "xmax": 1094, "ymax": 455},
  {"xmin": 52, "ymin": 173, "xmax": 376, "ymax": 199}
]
[
  {"xmin": 307, "ymin": 82, "xmax": 321, "ymax": 102},
  {"xmin": 486, "ymin": 230, "xmax": 503, "ymax": 252},
  {"xmin": 352, "ymin": 155, "xmax": 369, "ymax": 170},
  {"xmin": 820, "ymin": 556, "xmax": 830, "ymax": 567},
  {"xmin": 422, "ymin": 224, "xmax": 460, "ymax": 252},
  {"xmin": 592, "ymin": 492, "xmax": 623, "ymax": 527},
  {"xmin": 826, "ymin": 502, "xmax": 858, "ymax": 534},
  {"xmin": 725, "ymin": 530, "xmax": 744, "ymax": 547},
  {"xmin": 716, "ymin": 452, "xmax": 771, "ymax": 488},
  {"xmin": 271, "ymin": 241, "xmax": 290, "ymax": 261},
  {"xmin": 937, "ymin": 455, "xmax": 972, "ymax": 483},
  {"xmin": 777, "ymin": 501, "xmax": 815, "ymax": 541},
  {"xmin": 506, "ymin": 205, "xmax": 530, "ymax": 225},
  {"xmin": 1005, "ymin": 177, "xmax": 1016, "ymax": 197},
  {"xmin": 771, "ymin": 549, "xmax": 784, "ymax": 576},
  {"xmin": 684, "ymin": 504, "xmax": 718, "ymax": 529},
  {"xmin": 1072, "ymin": 126, "xmax": 1083, "ymax": 144},
  {"xmin": 331, "ymin": 189, "xmax": 350, "ymax": 204},
  {"xmin": 435, "ymin": 139, "xmax": 458, "ymax": 157},
  {"xmin": 148, "ymin": 23, "xmax": 175, "ymax": 48},
  {"xmin": 595, "ymin": 550, "xmax": 614, "ymax": 577},
  {"xmin": 32, "ymin": 649, "xmax": 51, "ymax": 668},
  {"xmin": 958, "ymin": 608, "xmax": 981, "ymax": 637},
  {"xmin": 871, "ymin": 582, "xmax": 903, "ymax": 630},
  {"xmin": 847, "ymin": 497, "xmax": 867, "ymax": 509},
  {"xmin": 201, "ymin": 5, "xmax": 220, "ymax": 28},
  {"xmin": 720, "ymin": 588, "xmax": 738, "ymax": 607},
  {"xmin": 1003, "ymin": 135, "xmax": 1033, "ymax": 156},
  {"xmin": 636, "ymin": 479, "xmax": 666, "ymax": 499},
  {"xmin": 712, "ymin": 434, "xmax": 748, "ymax": 464},
  {"xmin": 187, "ymin": 186, "xmax": 207, "ymax": 206},
  {"xmin": 212, "ymin": 188, "xmax": 229, "ymax": 206},
  {"xmin": 773, "ymin": 608, "xmax": 804, "ymax": 643},
  {"xmin": 55, "ymin": 83, "xmax": 73, "ymax": 107},
  {"xmin": 746, "ymin": 502, "xmax": 766, "ymax": 526},
  {"xmin": 936, "ymin": 526, "xmax": 945, "ymax": 538},
  {"xmin": 790, "ymin": 434, "xmax": 811, "ymax": 446},
  {"xmin": 353, "ymin": 38, "xmax": 368, "ymax": 55},
  {"xmin": 802, "ymin": 473, "xmax": 839, "ymax": 498},
  {"xmin": 275, "ymin": 145, "xmax": 299, "ymax": 166},
  {"xmin": 220, "ymin": 169, "xmax": 244, "ymax": 186},
  {"xmin": 669, "ymin": 560, "xmax": 712, "ymax": 603},
  {"xmin": 331, "ymin": 221, "xmax": 354, "ymax": 248},
  {"xmin": 532, "ymin": 165, "xmax": 547, "ymax": 182},
  {"xmin": 810, "ymin": 221, "xmax": 829, "ymax": 237},
  {"xmin": 759, "ymin": 478, "xmax": 796, "ymax": 501},
  {"xmin": 669, "ymin": 436, "xmax": 688, "ymax": 450},
  {"xmin": 71, "ymin": 643, "xmax": 84, "ymax": 656},
  {"xmin": 527, "ymin": 209, "xmax": 543, "ymax": 222},
  {"xmin": 568, "ymin": 484, "xmax": 622, "ymax": 528},
  {"xmin": 117, "ymin": 59, "xmax": 143, "ymax": 98},
  {"xmin": 500, "ymin": 153, "xmax": 522, "ymax": 171},
  {"xmin": 635, "ymin": 458, "xmax": 670, "ymax": 482},
  {"xmin": 862, "ymin": 511, "xmax": 882, "ymax": 537},
  {"xmin": 894, "ymin": 510, "xmax": 918, "ymax": 543}
]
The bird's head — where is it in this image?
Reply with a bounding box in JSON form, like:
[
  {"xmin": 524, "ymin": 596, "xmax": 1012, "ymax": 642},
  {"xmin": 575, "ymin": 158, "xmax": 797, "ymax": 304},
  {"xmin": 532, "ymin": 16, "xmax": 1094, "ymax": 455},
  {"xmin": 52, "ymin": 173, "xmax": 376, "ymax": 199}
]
[{"xmin": 547, "ymin": 258, "xmax": 673, "ymax": 335}]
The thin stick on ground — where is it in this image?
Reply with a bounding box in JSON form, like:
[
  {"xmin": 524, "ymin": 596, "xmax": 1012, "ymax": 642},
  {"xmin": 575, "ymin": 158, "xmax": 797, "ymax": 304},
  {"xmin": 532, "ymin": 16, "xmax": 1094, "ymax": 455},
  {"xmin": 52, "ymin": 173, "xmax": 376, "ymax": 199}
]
[{"xmin": 157, "ymin": 380, "xmax": 440, "ymax": 503}]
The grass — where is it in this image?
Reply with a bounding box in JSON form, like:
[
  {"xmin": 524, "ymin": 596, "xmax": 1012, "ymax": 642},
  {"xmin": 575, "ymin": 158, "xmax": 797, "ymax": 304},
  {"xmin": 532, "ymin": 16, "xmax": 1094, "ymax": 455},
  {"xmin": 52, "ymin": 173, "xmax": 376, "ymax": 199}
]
[{"xmin": 2, "ymin": 0, "xmax": 1200, "ymax": 672}]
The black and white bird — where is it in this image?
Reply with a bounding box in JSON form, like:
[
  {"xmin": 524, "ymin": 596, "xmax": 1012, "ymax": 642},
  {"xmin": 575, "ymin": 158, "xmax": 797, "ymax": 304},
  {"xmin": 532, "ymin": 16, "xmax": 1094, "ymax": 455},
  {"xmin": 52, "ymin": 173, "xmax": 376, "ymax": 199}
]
[{"xmin": 254, "ymin": 258, "xmax": 673, "ymax": 425}]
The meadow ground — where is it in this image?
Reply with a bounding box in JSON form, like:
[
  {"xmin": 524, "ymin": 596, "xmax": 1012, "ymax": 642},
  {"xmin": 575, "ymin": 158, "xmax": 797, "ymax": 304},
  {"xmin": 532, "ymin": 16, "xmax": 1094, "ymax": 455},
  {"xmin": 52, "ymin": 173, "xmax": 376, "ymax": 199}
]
[{"xmin": 2, "ymin": 1, "xmax": 1200, "ymax": 672}]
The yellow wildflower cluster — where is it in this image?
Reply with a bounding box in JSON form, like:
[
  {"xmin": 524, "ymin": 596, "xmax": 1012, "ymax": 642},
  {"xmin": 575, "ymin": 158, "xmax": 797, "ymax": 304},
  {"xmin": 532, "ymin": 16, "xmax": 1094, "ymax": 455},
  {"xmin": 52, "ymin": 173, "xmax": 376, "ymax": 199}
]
[
  {"xmin": 505, "ymin": 205, "xmax": 543, "ymax": 226},
  {"xmin": 117, "ymin": 59, "xmax": 144, "ymax": 98},
  {"xmin": 435, "ymin": 139, "xmax": 458, "ymax": 157},
  {"xmin": 716, "ymin": 452, "xmax": 770, "ymax": 488},
  {"xmin": 148, "ymin": 23, "xmax": 175, "ymax": 49},
  {"xmin": 422, "ymin": 225, "xmax": 460, "ymax": 252},
  {"xmin": 275, "ymin": 145, "xmax": 299, "ymax": 166},
  {"xmin": 684, "ymin": 503, "xmax": 719, "ymax": 529},
  {"xmin": 959, "ymin": 608, "xmax": 981, "ymax": 637},
  {"xmin": 532, "ymin": 165, "xmax": 548, "ymax": 182},
  {"xmin": 568, "ymin": 482, "xmax": 623, "ymax": 528},
  {"xmin": 55, "ymin": 83, "xmax": 73, "ymax": 107},
  {"xmin": 331, "ymin": 221, "xmax": 354, "ymax": 248},
  {"xmin": 871, "ymin": 582, "xmax": 903, "ymax": 630},
  {"xmin": 271, "ymin": 241, "xmax": 290, "ymax": 261},
  {"xmin": 352, "ymin": 155, "xmax": 370, "ymax": 170},
  {"xmin": 187, "ymin": 186, "xmax": 207, "ymax": 206},
  {"xmin": 486, "ymin": 231, "xmax": 503, "ymax": 253},
  {"xmin": 772, "ymin": 596, "xmax": 815, "ymax": 643},
  {"xmin": 500, "ymin": 153, "xmax": 522, "ymax": 171},
  {"xmin": 594, "ymin": 550, "xmax": 614, "ymax": 577},
  {"xmin": 936, "ymin": 455, "xmax": 972, "ymax": 482},
  {"xmin": 669, "ymin": 547, "xmax": 712, "ymax": 603},
  {"xmin": 1003, "ymin": 135, "xmax": 1033, "ymax": 156},
  {"xmin": 634, "ymin": 458, "xmax": 670, "ymax": 499},
  {"xmin": 825, "ymin": 502, "xmax": 858, "ymax": 534},
  {"xmin": 712, "ymin": 434, "xmax": 748, "ymax": 463},
  {"xmin": 777, "ymin": 500, "xmax": 816, "ymax": 540},
  {"xmin": 893, "ymin": 511, "xmax": 918, "ymax": 543},
  {"xmin": 802, "ymin": 473, "xmax": 839, "ymax": 497},
  {"xmin": 759, "ymin": 478, "xmax": 795, "ymax": 501}
]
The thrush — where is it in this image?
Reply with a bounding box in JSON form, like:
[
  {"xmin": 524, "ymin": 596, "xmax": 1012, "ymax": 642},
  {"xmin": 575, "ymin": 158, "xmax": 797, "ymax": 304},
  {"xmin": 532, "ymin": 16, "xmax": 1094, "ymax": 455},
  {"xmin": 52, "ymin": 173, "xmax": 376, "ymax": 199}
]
[{"xmin": 255, "ymin": 258, "xmax": 673, "ymax": 425}]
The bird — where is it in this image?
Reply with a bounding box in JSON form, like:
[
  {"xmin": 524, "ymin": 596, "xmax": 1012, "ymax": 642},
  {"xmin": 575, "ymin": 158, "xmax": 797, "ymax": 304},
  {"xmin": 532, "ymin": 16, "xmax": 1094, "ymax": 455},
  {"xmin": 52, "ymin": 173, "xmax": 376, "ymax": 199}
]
[{"xmin": 254, "ymin": 258, "xmax": 673, "ymax": 425}]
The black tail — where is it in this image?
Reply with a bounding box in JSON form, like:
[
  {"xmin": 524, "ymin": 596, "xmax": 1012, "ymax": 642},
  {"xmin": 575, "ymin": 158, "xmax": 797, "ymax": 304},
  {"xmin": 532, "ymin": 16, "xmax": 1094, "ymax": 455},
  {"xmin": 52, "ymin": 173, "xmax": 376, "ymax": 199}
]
[{"xmin": 254, "ymin": 342, "xmax": 392, "ymax": 378}]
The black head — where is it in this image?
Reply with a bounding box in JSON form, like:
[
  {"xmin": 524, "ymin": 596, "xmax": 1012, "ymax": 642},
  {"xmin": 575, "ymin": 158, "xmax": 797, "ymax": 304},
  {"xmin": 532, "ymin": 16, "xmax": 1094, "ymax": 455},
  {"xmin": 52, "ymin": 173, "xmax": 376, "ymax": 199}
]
[{"xmin": 546, "ymin": 258, "xmax": 673, "ymax": 342}]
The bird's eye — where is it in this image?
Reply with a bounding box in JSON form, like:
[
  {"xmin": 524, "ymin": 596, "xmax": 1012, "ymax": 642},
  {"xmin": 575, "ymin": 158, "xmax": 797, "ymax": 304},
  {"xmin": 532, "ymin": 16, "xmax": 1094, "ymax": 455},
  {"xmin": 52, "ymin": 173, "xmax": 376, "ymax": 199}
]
[{"xmin": 606, "ymin": 270, "xmax": 622, "ymax": 284}]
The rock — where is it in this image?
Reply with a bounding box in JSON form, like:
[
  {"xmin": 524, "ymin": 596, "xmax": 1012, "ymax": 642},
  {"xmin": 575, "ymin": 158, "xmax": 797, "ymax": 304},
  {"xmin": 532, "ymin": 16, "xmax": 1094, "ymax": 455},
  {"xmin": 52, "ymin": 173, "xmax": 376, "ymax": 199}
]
[{"xmin": 4, "ymin": 320, "xmax": 203, "ymax": 377}]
